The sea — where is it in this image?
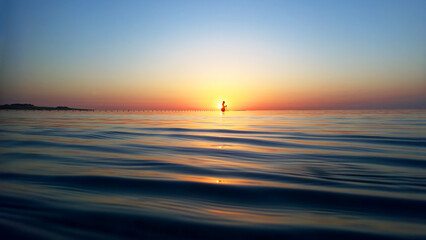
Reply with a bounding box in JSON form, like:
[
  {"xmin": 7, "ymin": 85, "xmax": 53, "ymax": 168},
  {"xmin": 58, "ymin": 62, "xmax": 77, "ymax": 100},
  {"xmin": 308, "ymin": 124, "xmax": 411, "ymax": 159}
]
[{"xmin": 0, "ymin": 110, "xmax": 425, "ymax": 240}]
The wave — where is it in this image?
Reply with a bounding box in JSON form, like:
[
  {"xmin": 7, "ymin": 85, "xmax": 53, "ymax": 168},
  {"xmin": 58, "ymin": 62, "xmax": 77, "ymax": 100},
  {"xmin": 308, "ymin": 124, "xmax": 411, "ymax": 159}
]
[{"xmin": 0, "ymin": 110, "xmax": 425, "ymax": 239}]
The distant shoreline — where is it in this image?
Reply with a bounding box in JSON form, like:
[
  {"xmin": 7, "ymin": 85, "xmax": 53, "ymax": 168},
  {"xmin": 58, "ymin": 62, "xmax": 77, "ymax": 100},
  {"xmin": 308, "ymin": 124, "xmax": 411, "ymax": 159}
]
[{"xmin": 0, "ymin": 104, "xmax": 94, "ymax": 111}]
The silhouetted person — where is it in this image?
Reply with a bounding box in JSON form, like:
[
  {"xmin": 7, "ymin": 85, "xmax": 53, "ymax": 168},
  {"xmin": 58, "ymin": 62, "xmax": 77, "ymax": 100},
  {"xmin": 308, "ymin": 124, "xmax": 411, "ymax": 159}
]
[{"xmin": 221, "ymin": 101, "xmax": 227, "ymax": 112}]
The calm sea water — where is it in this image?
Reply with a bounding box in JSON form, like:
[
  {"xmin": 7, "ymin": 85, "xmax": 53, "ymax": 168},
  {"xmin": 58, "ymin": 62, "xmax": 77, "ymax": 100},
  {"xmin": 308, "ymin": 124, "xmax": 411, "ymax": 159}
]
[{"xmin": 0, "ymin": 110, "xmax": 425, "ymax": 239}]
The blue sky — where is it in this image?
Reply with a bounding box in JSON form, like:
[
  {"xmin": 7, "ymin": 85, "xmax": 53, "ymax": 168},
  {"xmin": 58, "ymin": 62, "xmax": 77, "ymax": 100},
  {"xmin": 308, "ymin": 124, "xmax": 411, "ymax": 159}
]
[{"xmin": 1, "ymin": 0, "xmax": 425, "ymax": 109}]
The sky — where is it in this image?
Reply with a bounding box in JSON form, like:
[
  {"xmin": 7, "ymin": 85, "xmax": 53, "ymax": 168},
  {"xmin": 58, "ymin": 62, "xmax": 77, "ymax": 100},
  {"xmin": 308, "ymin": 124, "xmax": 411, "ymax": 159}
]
[{"xmin": 1, "ymin": 0, "xmax": 425, "ymax": 110}]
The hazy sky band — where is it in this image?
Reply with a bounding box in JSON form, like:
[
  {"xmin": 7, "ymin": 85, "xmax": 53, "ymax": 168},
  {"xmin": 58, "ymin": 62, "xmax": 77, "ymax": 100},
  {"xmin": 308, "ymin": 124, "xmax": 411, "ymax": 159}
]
[{"xmin": 1, "ymin": 0, "xmax": 425, "ymax": 110}]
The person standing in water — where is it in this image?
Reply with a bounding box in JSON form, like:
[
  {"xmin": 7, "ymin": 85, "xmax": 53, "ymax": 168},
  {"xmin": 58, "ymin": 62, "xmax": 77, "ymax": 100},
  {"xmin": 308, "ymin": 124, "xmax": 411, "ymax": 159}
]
[{"xmin": 221, "ymin": 101, "xmax": 227, "ymax": 112}]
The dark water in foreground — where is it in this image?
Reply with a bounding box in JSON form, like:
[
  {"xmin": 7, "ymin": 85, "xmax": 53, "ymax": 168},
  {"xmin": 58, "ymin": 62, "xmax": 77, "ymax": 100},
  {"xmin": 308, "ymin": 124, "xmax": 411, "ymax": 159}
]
[{"xmin": 0, "ymin": 110, "xmax": 425, "ymax": 239}]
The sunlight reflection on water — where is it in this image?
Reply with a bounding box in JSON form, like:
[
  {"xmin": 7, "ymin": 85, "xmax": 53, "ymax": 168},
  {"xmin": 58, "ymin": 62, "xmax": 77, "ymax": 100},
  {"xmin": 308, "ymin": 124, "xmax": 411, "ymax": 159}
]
[{"xmin": 0, "ymin": 110, "xmax": 425, "ymax": 239}]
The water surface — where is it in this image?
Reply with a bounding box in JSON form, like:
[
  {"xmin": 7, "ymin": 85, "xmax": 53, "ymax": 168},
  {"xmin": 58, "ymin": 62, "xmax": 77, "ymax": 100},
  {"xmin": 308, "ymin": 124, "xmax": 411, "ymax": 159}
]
[{"xmin": 1, "ymin": 110, "xmax": 425, "ymax": 239}]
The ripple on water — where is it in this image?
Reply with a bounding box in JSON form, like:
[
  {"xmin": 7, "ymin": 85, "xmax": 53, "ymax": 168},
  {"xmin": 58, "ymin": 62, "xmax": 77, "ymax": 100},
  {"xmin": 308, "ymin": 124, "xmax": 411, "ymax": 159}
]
[{"xmin": 0, "ymin": 110, "xmax": 425, "ymax": 239}]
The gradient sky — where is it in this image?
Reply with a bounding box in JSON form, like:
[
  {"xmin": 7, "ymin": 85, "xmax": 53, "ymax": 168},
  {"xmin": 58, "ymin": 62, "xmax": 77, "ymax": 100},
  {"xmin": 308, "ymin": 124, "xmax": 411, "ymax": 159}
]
[{"xmin": 1, "ymin": 0, "xmax": 425, "ymax": 110}]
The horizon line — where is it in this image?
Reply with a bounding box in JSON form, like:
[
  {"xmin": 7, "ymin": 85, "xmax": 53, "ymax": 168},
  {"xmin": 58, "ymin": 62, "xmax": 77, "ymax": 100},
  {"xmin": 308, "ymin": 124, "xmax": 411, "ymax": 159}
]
[{"xmin": 1, "ymin": 103, "xmax": 426, "ymax": 111}]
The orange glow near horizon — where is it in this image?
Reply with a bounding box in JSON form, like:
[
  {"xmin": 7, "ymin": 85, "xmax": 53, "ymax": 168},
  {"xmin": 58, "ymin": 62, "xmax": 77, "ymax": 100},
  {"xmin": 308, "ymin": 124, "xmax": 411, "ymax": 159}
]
[
  {"xmin": 3, "ymin": 79, "xmax": 425, "ymax": 110},
  {"xmin": 1, "ymin": 1, "xmax": 425, "ymax": 110},
  {"xmin": 2, "ymin": 26, "xmax": 425, "ymax": 111},
  {"xmin": 2, "ymin": 24, "xmax": 425, "ymax": 110}
]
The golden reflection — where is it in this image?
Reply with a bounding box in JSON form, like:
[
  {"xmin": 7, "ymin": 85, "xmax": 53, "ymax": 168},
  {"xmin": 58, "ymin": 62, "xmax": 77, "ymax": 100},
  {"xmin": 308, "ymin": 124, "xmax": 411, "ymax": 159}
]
[
  {"xmin": 177, "ymin": 175, "xmax": 289, "ymax": 187},
  {"xmin": 5, "ymin": 180, "xmax": 425, "ymax": 235},
  {"xmin": 206, "ymin": 209, "xmax": 284, "ymax": 224}
]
